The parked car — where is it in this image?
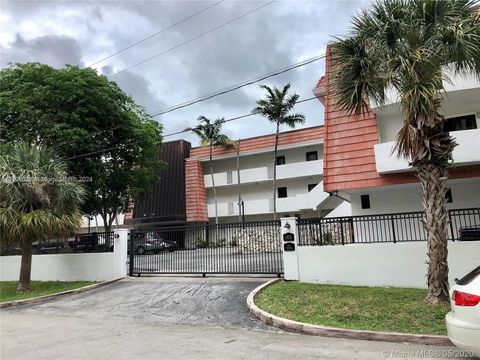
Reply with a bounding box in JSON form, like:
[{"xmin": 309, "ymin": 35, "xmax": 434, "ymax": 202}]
[
  {"xmin": 459, "ymin": 226, "xmax": 480, "ymax": 241},
  {"xmin": 446, "ymin": 266, "xmax": 480, "ymax": 357},
  {"xmin": 32, "ymin": 239, "xmax": 70, "ymax": 254},
  {"xmin": 70, "ymin": 233, "xmax": 113, "ymax": 252},
  {"xmin": 128, "ymin": 233, "xmax": 176, "ymax": 254}
]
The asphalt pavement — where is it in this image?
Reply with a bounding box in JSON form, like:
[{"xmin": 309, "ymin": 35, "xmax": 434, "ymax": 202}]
[{"xmin": 0, "ymin": 277, "xmax": 469, "ymax": 360}]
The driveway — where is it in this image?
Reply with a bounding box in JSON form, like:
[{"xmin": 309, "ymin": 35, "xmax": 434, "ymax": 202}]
[{"xmin": 0, "ymin": 277, "xmax": 467, "ymax": 360}]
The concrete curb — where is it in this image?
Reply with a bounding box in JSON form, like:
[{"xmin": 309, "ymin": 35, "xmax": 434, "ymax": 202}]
[
  {"xmin": 0, "ymin": 277, "xmax": 125, "ymax": 309},
  {"xmin": 246, "ymin": 279, "xmax": 453, "ymax": 346}
]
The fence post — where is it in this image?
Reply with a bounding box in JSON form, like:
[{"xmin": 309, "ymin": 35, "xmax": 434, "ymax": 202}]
[
  {"xmin": 340, "ymin": 220, "xmax": 345, "ymax": 245},
  {"xmin": 128, "ymin": 230, "xmax": 134, "ymax": 276},
  {"xmin": 281, "ymin": 217, "xmax": 299, "ymax": 281},
  {"xmin": 349, "ymin": 218, "xmax": 354, "ymax": 243},
  {"xmin": 113, "ymin": 229, "xmax": 129, "ymax": 279},
  {"xmin": 391, "ymin": 215, "xmax": 396, "ymax": 244},
  {"xmin": 448, "ymin": 210, "xmax": 455, "ymax": 241}
]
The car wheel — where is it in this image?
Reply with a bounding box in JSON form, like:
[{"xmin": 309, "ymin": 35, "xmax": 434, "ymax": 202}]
[
  {"xmin": 32, "ymin": 247, "xmax": 40, "ymax": 255},
  {"xmin": 168, "ymin": 248, "xmax": 174, "ymax": 252},
  {"xmin": 137, "ymin": 246, "xmax": 145, "ymax": 255},
  {"xmin": 153, "ymin": 249, "xmax": 160, "ymax": 254}
]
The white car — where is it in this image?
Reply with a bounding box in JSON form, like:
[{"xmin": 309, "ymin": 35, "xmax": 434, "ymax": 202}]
[{"xmin": 446, "ymin": 266, "xmax": 480, "ymax": 357}]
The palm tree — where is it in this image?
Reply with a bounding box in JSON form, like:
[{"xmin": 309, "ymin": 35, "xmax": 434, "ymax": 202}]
[
  {"xmin": 331, "ymin": 0, "xmax": 480, "ymax": 303},
  {"xmin": 253, "ymin": 83, "xmax": 305, "ymax": 220},
  {"xmin": 187, "ymin": 116, "xmax": 234, "ymax": 224},
  {"xmin": 0, "ymin": 143, "xmax": 84, "ymax": 292}
]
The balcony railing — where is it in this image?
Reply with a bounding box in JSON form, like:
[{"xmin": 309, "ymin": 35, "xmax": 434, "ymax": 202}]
[
  {"xmin": 206, "ymin": 182, "xmax": 332, "ymax": 218},
  {"xmin": 204, "ymin": 160, "xmax": 323, "ymax": 188},
  {"xmin": 374, "ymin": 129, "xmax": 480, "ymax": 174}
]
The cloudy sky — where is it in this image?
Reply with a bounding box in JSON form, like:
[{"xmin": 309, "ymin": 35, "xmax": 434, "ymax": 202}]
[{"xmin": 0, "ymin": 0, "xmax": 371, "ymax": 146}]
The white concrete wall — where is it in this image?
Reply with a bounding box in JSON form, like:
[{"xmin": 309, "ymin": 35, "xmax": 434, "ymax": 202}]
[
  {"xmin": 374, "ymin": 129, "xmax": 480, "ymax": 173},
  {"xmin": 0, "ymin": 230, "xmax": 128, "ymax": 282},
  {"xmin": 350, "ymin": 180, "xmax": 480, "ymax": 216},
  {"xmin": 291, "ymin": 241, "xmax": 480, "ymax": 288}
]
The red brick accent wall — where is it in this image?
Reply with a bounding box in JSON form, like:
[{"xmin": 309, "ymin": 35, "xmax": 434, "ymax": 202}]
[
  {"xmin": 190, "ymin": 125, "xmax": 324, "ymax": 160},
  {"xmin": 321, "ymin": 46, "xmax": 480, "ymax": 192},
  {"xmin": 185, "ymin": 160, "xmax": 208, "ymax": 222}
]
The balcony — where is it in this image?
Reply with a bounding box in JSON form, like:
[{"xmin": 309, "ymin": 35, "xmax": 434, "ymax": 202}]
[
  {"xmin": 206, "ymin": 182, "xmax": 335, "ymax": 218},
  {"xmin": 370, "ymin": 72, "xmax": 480, "ymax": 110},
  {"xmin": 204, "ymin": 160, "xmax": 323, "ymax": 188},
  {"xmin": 374, "ymin": 129, "xmax": 480, "ymax": 174}
]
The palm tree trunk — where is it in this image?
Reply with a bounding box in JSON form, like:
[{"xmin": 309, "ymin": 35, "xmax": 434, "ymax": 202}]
[
  {"xmin": 210, "ymin": 145, "xmax": 218, "ymax": 225},
  {"xmin": 17, "ymin": 240, "xmax": 33, "ymax": 292},
  {"xmin": 272, "ymin": 123, "xmax": 280, "ymax": 220},
  {"xmin": 236, "ymin": 139, "xmax": 242, "ymax": 223},
  {"xmin": 417, "ymin": 163, "xmax": 449, "ymax": 304}
]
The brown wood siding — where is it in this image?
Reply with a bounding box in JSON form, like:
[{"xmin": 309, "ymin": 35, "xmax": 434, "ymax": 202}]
[{"xmin": 132, "ymin": 140, "xmax": 191, "ymax": 224}]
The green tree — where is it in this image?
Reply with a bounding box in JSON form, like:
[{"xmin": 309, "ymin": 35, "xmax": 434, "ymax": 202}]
[
  {"xmin": 0, "ymin": 63, "xmax": 162, "ymax": 232},
  {"xmin": 0, "ymin": 143, "xmax": 85, "ymax": 292},
  {"xmin": 253, "ymin": 83, "xmax": 305, "ymax": 220},
  {"xmin": 187, "ymin": 116, "xmax": 234, "ymax": 224},
  {"xmin": 330, "ymin": 0, "xmax": 480, "ymax": 303}
]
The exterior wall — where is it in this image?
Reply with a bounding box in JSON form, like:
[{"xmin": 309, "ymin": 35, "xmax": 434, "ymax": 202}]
[
  {"xmin": 348, "ymin": 180, "xmax": 480, "ymax": 243},
  {"xmin": 0, "ymin": 230, "xmax": 128, "ymax": 282},
  {"xmin": 292, "ymin": 241, "xmax": 479, "ymax": 288},
  {"xmin": 133, "ymin": 140, "xmax": 191, "ymax": 225},
  {"xmin": 185, "ymin": 160, "xmax": 208, "ymax": 222},
  {"xmin": 350, "ymin": 180, "xmax": 480, "ymax": 216},
  {"xmin": 318, "ymin": 46, "xmax": 480, "ymax": 192}
]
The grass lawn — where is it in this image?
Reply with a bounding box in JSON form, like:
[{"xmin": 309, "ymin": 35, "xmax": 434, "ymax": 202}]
[
  {"xmin": 255, "ymin": 281, "xmax": 450, "ymax": 335},
  {"xmin": 0, "ymin": 281, "xmax": 96, "ymax": 303}
]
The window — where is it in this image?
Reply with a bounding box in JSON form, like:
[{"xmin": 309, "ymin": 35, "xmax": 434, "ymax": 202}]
[
  {"xmin": 308, "ymin": 184, "xmax": 317, "ymax": 192},
  {"xmin": 278, "ymin": 187, "xmax": 288, "ymax": 198},
  {"xmin": 445, "ymin": 188, "xmax": 453, "ymax": 203},
  {"xmin": 361, "ymin": 194, "xmax": 370, "ymax": 209},
  {"xmin": 444, "ymin": 114, "xmax": 477, "ymax": 132},
  {"xmin": 276, "ymin": 156, "xmax": 286, "ymax": 165},
  {"xmin": 306, "ymin": 151, "xmax": 318, "ymax": 161}
]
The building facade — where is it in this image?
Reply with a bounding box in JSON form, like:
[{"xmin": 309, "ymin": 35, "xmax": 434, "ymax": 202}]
[
  {"xmin": 185, "ymin": 126, "xmax": 349, "ymax": 223},
  {"xmin": 314, "ymin": 47, "xmax": 480, "ymax": 218},
  {"xmin": 130, "ymin": 139, "xmax": 192, "ymax": 227}
]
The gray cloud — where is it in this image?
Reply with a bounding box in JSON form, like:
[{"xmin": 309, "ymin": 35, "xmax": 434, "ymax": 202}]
[
  {"xmin": 0, "ymin": 34, "xmax": 83, "ymax": 68},
  {"xmin": 0, "ymin": 0, "xmax": 371, "ymax": 145}
]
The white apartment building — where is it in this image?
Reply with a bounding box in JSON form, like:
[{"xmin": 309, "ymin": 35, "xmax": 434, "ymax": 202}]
[{"xmin": 185, "ymin": 126, "xmax": 349, "ymax": 223}]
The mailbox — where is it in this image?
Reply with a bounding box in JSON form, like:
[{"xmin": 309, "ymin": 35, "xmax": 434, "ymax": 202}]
[
  {"xmin": 283, "ymin": 232, "xmax": 295, "ymax": 251},
  {"xmin": 283, "ymin": 233, "xmax": 294, "ymax": 242}
]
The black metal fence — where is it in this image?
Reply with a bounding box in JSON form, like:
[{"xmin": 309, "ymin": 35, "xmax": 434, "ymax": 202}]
[
  {"xmin": 129, "ymin": 220, "xmax": 282, "ymax": 276},
  {"xmin": 298, "ymin": 208, "xmax": 480, "ymax": 246},
  {"xmin": 0, "ymin": 231, "xmax": 115, "ymax": 256}
]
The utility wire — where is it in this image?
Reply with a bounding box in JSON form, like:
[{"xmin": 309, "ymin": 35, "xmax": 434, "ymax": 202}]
[
  {"xmin": 110, "ymin": 0, "xmax": 277, "ymax": 76},
  {"xmin": 51, "ymin": 53, "xmax": 325, "ymax": 153},
  {"xmin": 61, "ymin": 95, "xmax": 319, "ymax": 161},
  {"xmin": 151, "ymin": 53, "xmax": 325, "ymax": 117},
  {"xmin": 87, "ymin": 0, "xmax": 225, "ymax": 68}
]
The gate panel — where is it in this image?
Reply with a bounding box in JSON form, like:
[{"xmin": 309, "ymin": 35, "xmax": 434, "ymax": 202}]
[{"xmin": 129, "ymin": 221, "xmax": 283, "ymax": 275}]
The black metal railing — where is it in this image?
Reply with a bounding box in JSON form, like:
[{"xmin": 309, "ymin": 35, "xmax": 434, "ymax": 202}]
[
  {"xmin": 129, "ymin": 220, "xmax": 282, "ymax": 276},
  {"xmin": 298, "ymin": 208, "xmax": 480, "ymax": 246},
  {"xmin": 0, "ymin": 231, "xmax": 115, "ymax": 256}
]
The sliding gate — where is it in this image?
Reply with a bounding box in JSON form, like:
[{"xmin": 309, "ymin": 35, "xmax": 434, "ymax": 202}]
[{"xmin": 129, "ymin": 220, "xmax": 283, "ymax": 276}]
